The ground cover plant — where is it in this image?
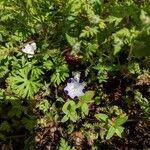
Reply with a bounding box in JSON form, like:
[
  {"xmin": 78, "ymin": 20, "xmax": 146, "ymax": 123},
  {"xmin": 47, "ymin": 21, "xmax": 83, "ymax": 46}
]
[{"xmin": 0, "ymin": 0, "xmax": 150, "ymax": 149}]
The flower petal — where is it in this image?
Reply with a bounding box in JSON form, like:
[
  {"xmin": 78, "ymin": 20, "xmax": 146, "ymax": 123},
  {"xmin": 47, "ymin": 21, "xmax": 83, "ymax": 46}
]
[
  {"xmin": 64, "ymin": 79, "xmax": 86, "ymax": 99},
  {"xmin": 22, "ymin": 42, "xmax": 36, "ymax": 55},
  {"xmin": 27, "ymin": 54, "xmax": 33, "ymax": 58},
  {"xmin": 30, "ymin": 42, "xmax": 36, "ymax": 51}
]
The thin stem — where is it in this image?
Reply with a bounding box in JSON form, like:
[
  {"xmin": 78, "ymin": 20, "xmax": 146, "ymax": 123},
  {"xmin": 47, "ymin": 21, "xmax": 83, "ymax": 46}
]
[
  {"xmin": 127, "ymin": 48, "xmax": 133, "ymax": 63},
  {"xmin": 6, "ymin": 135, "xmax": 26, "ymax": 139}
]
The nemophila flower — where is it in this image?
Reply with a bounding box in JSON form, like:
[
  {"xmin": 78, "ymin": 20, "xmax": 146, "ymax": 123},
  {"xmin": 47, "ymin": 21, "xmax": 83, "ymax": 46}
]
[
  {"xmin": 64, "ymin": 72, "xmax": 86, "ymax": 99},
  {"xmin": 22, "ymin": 42, "xmax": 36, "ymax": 58}
]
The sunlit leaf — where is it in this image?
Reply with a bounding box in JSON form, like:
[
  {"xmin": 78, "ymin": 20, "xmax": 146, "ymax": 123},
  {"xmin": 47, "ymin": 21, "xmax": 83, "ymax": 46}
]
[
  {"xmin": 106, "ymin": 126, "xmax": 116, "ymax": 140},
  {"xmin": 95, "ymin": 113, "xmax": 108, "ymax": 122}
]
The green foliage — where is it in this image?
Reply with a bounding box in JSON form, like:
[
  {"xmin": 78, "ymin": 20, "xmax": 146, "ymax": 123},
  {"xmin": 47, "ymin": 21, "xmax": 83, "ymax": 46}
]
[
  {"xmin": 62, "ymin": 91, "xmax": 95, "ymax": 122},
  {"xmin": 95, "ymin": 113, "xmax": 108, "ymax": 122},
  {"xmin": 128, "ymin": 63, "xmax": 141, "ymax": 75},
  {"xmin": 80, "ymin": 26, "xmax": 99, "ymax": 38},
  {"xmin": 94, "ymin": 62, "xmax": 115, "ymax": 83},
  {"xmin": 7, "ymin": 98, "xmax": 28, "ymax": 117},
  {"xmin": 22, "ymin": 116, "xmax": 37, "ymax": 131},
  {"xmin": 7, "ymin": 66, "xmax": 42, "ymax": 99},
  {"xmin": 83, "ymin": 42, "xmax": 98, "ymax": 59},
  {"xmin": 0, "ymin": 0, "xmax": 149, "ymax": 148},
  {"xmin": 42, "ymin": 54, "xmax": 69, "ymax": 86},
  {"xmin": 135, "ymin": 91, "xmax": 150, "ymax": 117},
  {"xmin": 0, "ymin": 121, "xmax": 11, "ymax": 132},
  {"xmin": 78, "ymin": 91, "xmax": 95, "ymax": 117},
  {"xmin": 62, "ymin": 100, "xmax": 78, "ymax": 122},
  {"xmin": 95, "ymin": 107, "xmax": 128, "ymax": 140},
  {"xmin": 112, "ymin": 28, "xmax": 132, "ymax": 55},
  {"xmin": 59, "ymin": 138, "xmax": 73, "ymax": 150},
  {"xmin": 51, "ymin": 63, "xmax": 69, "ymax": 86},
  {"xmin": 66, "ymin": 34, "xmax": 78, "ymax": 47},
  {"xmin": 37, "ymin": 99, "xmax": 50, "ymax": 114},
  {"xmin": 132, "ymin": 29, "xmax": 150, "ymax": 57}
]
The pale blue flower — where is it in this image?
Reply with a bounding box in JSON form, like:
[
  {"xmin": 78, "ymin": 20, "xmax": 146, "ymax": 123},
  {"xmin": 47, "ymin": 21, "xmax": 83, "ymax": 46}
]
[
  {"xmin": 64, "ymin": 72, "xmax": 86, "ymax": 99},
  {"xmin": 22, "ymin": 42, "xmax": 36, "ymax": 58}
]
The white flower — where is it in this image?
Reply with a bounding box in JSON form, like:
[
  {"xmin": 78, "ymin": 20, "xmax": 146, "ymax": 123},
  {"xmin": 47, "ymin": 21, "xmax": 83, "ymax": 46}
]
[
  {"xmin": 64, "ymin": 72, "xmax": 86, "ymax": 99},
  {"xmin": 22, "ymin": 42, "xmax": 36, "ymax": 58}
]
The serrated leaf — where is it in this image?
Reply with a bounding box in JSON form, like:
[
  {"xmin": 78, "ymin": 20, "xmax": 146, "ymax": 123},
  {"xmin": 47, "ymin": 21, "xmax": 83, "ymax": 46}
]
[
  {"xmin": 7, "ymin": 66, "xmax": 41, "ymax": 98},
  {"xmin": 80, "ymin": 26, "xmax": 98, "ymax": 38},
  {"xmin": 59, "ymin": 138, "xmax": 72, "ymax": 150},
  {"xmin": 106, "ymin": 16, "xmax": 122, "ymax": 26},
  {"xmin": 66, "ymin": 34, "xmax": 77, "ymax": 46},
  {"xmin": 22, "ymin": 116, "xmax": 37, "ymax": 131},
  {"xmin": 43, "ymin": 60, "xmax": 53, "ymax": 70}
]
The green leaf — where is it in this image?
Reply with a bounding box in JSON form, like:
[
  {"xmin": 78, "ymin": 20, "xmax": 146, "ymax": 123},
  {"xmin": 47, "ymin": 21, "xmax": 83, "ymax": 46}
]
[
  {"xmin": 22, "ymin": 116, "xmax": 37, "ymax": 131},
  {"xmin": 81, "ymin": 103, "xmax": 89, "ymax": 116},
  {"xmin": 114, "ymin": 115, "xmax": 128, "ymax": 126},
  {"xmin": 26, "ymin": 0, "xmax": 33, "ymax": 7},
  {"xmin": 62, "ymin": 100, "xmax": 76, "ymax": 114},
  {"xmin": 78, "ymin": 91, "xmax": 94, "ymax": 117},
  {"xmin": 80, "ymin": 91, "xmax": 95, "ymax": 102},
  {"xmin": 106, "ymin": 16, "xmax": 122, "ymax": 26},
  {"xmin": 62, "ymin": 100, "xmax": 78, "ymax": 122},
  {"xmin": 100, "ymin": 128, "xmax": 107, "ymax": 140},
  {"xmin": 80, "ymin": 26, "xmax": 98, "ymax": 38},
  {"xmin": 113, "ymin": 45, "xmax": 122, "ymax": 55},
  {"xmin": 0, "ymin": 121, "xmax": 11, "ymax": 132},
  {"xmin": 95, "ymin": 113, "xmax": 108, "ymax": 122},
  {"xmin": 66, "ymin": 34, "xmax": 77, "ymax": 46},
  {"xmin": 61, "ymin": 115, "xmax": 69, "ymax": 123},
  {"xmin": 115, "ymin": 126, "xmax": 124, "ymax": 137},
  {"xmin": 59, "ymin": 138, "xmax": 72, "ymax": 150},
  {"xmin": 7, "ymin": 67, "xmax": 41, "ymax": 98},
  {"xmin": 51, "ymin": 64, "xmax": 69, "ymax": 86},
  {"xmin": 134, "ymin": 91, "xmax": 150, "ymax": 116},
  {"xmin": 132, "ymin": 32, "xmax": 150, "ymax": 57},
  {"xmin": 106, "ymin": 126, "xmax": 116, "ymax": 140},
  {"xmin": 83, "ymin": 42, "xmax": 98, "ymax": 59},
  {"xmin": 69, "ymin": 113, "xmax": 78, "ymax": 122},
  {"xmin": 38, "ymin": 99, "xmax": 50, "ymax": 113},
  {"xmin": 43, "ymin": 60, "xmax": 53, "ymax": 70}
]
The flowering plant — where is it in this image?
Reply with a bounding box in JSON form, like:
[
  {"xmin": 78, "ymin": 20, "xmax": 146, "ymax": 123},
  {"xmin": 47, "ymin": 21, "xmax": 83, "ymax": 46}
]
[
  {"xmin": 64, "ymin": 72, "xmax": 86, "ymax": 99},
  {"xmin": 0, "ymin": 0, "xmax": 149, "ymax": 149}
]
